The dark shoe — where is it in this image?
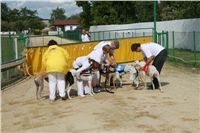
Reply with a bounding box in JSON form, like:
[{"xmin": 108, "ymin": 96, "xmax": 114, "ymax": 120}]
[
  {"xmin": 93, "ymin": 87, "xmax": 101, "ymax": 93},
  {"xmin": 61, "ymin": 97, "xmax": 67, "ymax": 100}
]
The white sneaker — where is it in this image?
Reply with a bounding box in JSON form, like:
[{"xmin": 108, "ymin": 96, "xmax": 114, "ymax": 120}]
[{"xmin": 79, "ymin": 94, "xmax": 85, "ymax": 97}]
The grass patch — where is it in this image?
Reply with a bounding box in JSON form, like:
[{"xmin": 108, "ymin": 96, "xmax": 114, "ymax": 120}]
[{"xmin": 167, "ymin": 48, "xmax": 200, "ymax": 68}]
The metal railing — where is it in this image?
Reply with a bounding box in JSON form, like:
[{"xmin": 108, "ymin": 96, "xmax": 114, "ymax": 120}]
[
  {"xmin": 157, "ymin": 31, "xmax": 200, "ymax": 67},
  {"xmin": 1, "ymin": 34, "xmax": 26, "ymax": 88},
  {"xmin": 90, "ymin": 28, "xmax": 154, "ymax": 41}
]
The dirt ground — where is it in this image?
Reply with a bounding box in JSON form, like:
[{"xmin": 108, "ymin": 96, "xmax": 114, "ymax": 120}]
[{"xmin": 1, "ymin": 62, "xmax": 200, "ymax": 133}]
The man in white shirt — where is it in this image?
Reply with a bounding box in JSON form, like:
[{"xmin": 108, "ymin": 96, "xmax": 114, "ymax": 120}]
[
  {"xmin": 73, "ymin": 55, "xmax": 101, "ymax": 97},
  {"xmin": 81, "ymin": 29, "xmax": 90, "ymax": 42},
  {"xmin": 87, "ymin": 40, "xmax": 120, "ymax": 92},
  {"xmin": 93, "ymin": 40, "xmax": 120, "ymax": 65},
  {"xmin": 131, "ymin": 42, "xmax": 168, "ymax": 89}
]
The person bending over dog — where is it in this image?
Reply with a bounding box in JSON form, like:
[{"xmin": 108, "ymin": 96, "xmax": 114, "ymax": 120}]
[
  {"xmin": 73, "ymin": 56, "xmax": 101, "ymax": 97},
  {"xmin": 42, "ymin": 40, "xmax": 70, "ymax": 101},
  {"xmin": 87, "ymin": 40, "xmax": 120, "ymax": 92},
  {"xmin": 131, "ymin": 42, "xmax": 168, "ymax": 89}
]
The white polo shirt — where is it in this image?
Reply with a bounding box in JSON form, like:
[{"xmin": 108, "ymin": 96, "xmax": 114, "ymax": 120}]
[
  {"xmin": 73, "ymin": 56, "xmax": 91, "ymax": 73},
  {"xmin": 87, "ymin": 49, "xmax": 104, "ymax": 64},
  {"xmin": 141, "ymin": 42, "xmax": 164, "ymax": 58},
  {"xmin": 81, "ymin": 34, "xmax": 90, "ymax": 42},
  {"xmin": 93, "ymin": 41, "xmax": 112, "ymax": 50}
]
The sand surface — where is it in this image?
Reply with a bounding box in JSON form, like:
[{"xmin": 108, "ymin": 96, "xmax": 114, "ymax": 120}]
[{"xmin": 1, "ymin": 62, "xmax": 200, "ymax": 133}]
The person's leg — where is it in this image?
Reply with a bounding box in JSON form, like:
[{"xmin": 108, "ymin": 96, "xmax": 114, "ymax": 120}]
[
  {"xmin": 153, "ymin": 49, "xmax": 167, "ymax": 74},
  {"xmin": 76, "ymin": 79, "xmax": 85, "ymax": 96},
  {"xmin": 81, "ymin": 75, "xmax": 93, "ymax": 95},
  {"xmin": 152, "ymin": 49, "xmax": 168, "ymax": 88},
  {"xmin": 57, "ymin": 72, "xmax": 66, "ymax": 98},
  {"xmin": 92, "ymin": 70, "xmax": 101, "ymax": 92},
  {"xmin": 48, "ymin": 73, "xmax": 57, "ymax": 100}
]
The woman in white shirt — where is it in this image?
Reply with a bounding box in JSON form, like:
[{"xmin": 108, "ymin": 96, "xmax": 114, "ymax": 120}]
[{"xmin": 131, "ymin": 42, "xmax": 168, "ymax": 89}]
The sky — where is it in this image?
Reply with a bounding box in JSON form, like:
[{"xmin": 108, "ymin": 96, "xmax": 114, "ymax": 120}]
[{"xmin": 2, "ymin": 0, "xmax": 83, "ymax": 19}]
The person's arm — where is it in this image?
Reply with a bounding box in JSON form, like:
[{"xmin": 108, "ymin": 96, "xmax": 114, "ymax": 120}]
[
  {"xmin": 76, "ymin": 62, "xmax": 90, "ymax": 74},
  {"xmin": 109, "ymin": 50, "xmax": 116, "ymax": 65},
  {"xmin": 140, "ymin": 47, "xmax": 153, "ymax": 72}
]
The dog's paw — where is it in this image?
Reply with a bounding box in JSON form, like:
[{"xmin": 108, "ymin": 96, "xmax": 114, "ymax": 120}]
[{"xmin": 160, "ymin": 88, "xmax": 164, "ymax": 93}]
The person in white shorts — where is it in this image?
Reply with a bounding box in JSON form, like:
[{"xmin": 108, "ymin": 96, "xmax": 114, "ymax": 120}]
[{"xmin": 73, "ymin": 55, "xmax": 101, "ymax": 97}]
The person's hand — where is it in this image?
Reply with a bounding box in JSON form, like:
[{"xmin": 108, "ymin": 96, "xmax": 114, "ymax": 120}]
[{"xmin": 76, "ymin": 73, "xmax": 81, "ymax": 80}]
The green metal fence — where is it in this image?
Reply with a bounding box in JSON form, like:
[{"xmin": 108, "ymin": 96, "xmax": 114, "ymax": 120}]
[
  {"xmin": 1, "ymin": 33, "xmax": 26, "ymax": 88},
  {"xmin": 90, "ymin": 28, "xmax": 154, "ymax": 41},
  {"xmin": 157, "ymin": 31, "xmax": 200, "ymax": 68}
]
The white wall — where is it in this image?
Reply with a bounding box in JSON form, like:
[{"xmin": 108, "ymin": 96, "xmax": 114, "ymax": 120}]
[
  {"xmin": 89, "ymin": 18, "xmax": 200, "ymax": 51},
  {"xmin": 64, "ymin": 25, "xmax": 78, "ymax": 31}
]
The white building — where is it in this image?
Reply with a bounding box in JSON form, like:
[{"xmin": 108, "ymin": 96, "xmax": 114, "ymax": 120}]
[{"xmin": 53, "ymin": 19, "xmax": 79, "ymax": 32}]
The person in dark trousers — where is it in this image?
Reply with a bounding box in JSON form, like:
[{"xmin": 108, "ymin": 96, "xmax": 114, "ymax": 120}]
[{"xmin": 131, "ymin": 42, "xmax": 168, "ymax": 89}]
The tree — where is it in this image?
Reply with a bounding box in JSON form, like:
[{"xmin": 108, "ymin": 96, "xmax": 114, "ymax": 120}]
[
  {"xmin": 1, "ymin": 3, "xmax": 10, "ymax": 21},
  {"xmin": 50, "ymin": 7, "xmax": 67, "ymax": 23},
  {"xmin": 76, "ymin": 1, "xmax": 91, "ymax": 28},
  {"xmin": 1, "ymin": 3, "xmax": 45, "ymax": 32}
]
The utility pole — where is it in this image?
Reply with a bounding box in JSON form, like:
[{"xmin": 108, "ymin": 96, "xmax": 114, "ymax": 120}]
[{"xmin": 154, "ymin": 0, "xmax": 157, "ymax": 42}]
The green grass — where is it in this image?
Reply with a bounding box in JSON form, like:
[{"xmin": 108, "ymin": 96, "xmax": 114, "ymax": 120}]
[{"xmin": 167, "ymin": 48, "xmax": 200, "ymax": 68}]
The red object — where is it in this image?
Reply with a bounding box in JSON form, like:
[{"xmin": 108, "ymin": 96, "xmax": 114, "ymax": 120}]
[{"xmin": 143, "ymin": 64, "xmax": 150, "ymax": 73}]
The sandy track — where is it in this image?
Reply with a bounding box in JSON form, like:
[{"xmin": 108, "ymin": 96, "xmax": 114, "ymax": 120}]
[{"xmin": 1, "ymin": 62, "xmax": 200, "ymax": 133}]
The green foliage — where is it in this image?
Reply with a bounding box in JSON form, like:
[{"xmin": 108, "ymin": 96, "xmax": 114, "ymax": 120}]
[
  {"xmin": 50, "ymin": 7, "xmax": 67, "ymax": 23},
  {"xmin": 76, "ymin": 1, "xmax": 200, "ymax": 27},
  {"xmin": 1, "ymin": 3, "xmax": 45, "ymax": 32},
  {"xmin": 76, "ymin": 1, "xmax": 91, "ymax": 28}
]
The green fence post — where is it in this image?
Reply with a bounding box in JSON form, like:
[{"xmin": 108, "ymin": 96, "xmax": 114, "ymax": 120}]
[
  {"xmin": 143, "ymin": 32, "xmax": 145, "ymax": 37},
  {"xmin": 193, "ymin": 31, "xmax": 196, "ymax": 67},
  {"xmin": 98, "ymin": 32, "xmax": 100, "ymax": 40},
  {"xmin": 103, "ymin": 31, "xmax": 104, "ymax": 40},
  {"xmin": 166, "ymin": 31, "xmax": 169, "ymax": 51},
  {"xmin": 115, "ymin": 32, "xmax": 116, "ymax": 39},
  {"xmin": 162, "ymin": 31, "xmax": 164, "ymax": 46},
  {"xmin": 172, "ymin": 31, "xmax": 175, "ymax": 60},
  {"xmin": 109, "ymin": 31, "xmax": 111, "ymax": 40}
]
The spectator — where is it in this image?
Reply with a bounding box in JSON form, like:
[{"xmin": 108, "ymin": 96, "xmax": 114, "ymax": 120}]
[
  {"xmin": 42, "ymin": 40, "xmax": 70, "ymax": 101},
  {"xmin": 131, "ymin": 42, "xmax": 168, "ymax": 89},
  {"xmin": 81, "ymin": 29, "xmax": 90, "ymax": 42}
]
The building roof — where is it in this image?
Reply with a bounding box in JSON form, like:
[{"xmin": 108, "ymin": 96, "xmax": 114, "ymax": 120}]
[{"xmin": 53, "ymin": 19, "xmax": 79, "ymax": 26}]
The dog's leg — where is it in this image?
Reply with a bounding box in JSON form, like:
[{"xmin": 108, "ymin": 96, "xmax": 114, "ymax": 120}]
[
  {"xmin": 157, "ymin": 76, "xmax": 163, "ymax": 93},
  {"xmin": 34, "ymin": 79, "xmax": 40, "ymax": 100},
  {"xmin": 66, "ymin": 83, "xmax": 72, "ymax": 99},
  {"xmin": 39, "ymin": 81, "xmax": 44, "ymax": 99},
  {"xmin": 151, "ymin": 77, "xmax": 155, "ymax": 90},
  {"xmin": 88, "ymin": 80, "xmax": 94, "ymax": 96}
]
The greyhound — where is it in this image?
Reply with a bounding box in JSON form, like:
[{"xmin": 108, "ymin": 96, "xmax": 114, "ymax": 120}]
[{"xmin": 134, "ymin": 61, "xmax": 163, "ymax": 92}]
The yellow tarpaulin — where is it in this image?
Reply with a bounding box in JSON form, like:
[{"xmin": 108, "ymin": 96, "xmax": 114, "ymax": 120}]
[{"xmin": 26, "ymin": 37, "xmax": 153, "ymax": 75}]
